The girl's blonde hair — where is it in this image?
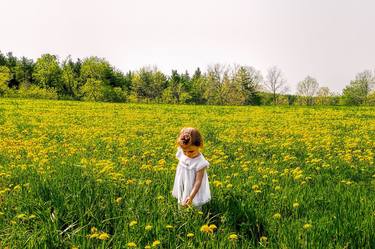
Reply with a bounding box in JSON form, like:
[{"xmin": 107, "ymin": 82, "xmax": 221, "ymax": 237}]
[{"xmin": 176, "ymin": 127, "xmax": 203, "ymax": 148}]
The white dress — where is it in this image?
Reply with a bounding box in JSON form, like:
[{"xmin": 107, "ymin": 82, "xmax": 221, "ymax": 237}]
[{"xmin": 172, "ymin": 147, "xmax": 211, "ymax": 207}]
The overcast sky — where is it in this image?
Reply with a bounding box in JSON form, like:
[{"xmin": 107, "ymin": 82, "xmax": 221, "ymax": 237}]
[{"xmin": 1, "ymin": 0, "xmax": 374, "ymax": 93}]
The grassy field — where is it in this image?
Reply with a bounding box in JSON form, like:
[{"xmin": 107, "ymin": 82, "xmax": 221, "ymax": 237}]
[{"xmin": 0, "ymin": 98, "xmax": 374, "ymax": 248}]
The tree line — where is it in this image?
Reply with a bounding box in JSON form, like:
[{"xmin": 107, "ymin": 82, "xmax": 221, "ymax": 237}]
[{"xmin": 0, "ymin": 51, "xmax": 374, "ymax": 106}]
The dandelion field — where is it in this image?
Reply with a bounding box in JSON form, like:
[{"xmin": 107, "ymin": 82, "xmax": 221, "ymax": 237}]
[{"xmin": 0, "ymin": 98, "xmax": 374, "ymax": 248}]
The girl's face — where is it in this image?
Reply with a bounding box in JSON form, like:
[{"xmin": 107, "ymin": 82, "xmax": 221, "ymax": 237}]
[{"xmin": 181, "ymin": 145, "xmax": 200, "ymax": 158}]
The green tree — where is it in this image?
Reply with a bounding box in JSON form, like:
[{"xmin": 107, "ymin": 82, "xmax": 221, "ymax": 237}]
[
  {"xmin": 233, "ymin": 65, "xmax": 262, "ymax": 105},
  {"xmin": 342, "ymin": 70, "xmax": 375, "ymax": 105},
  {"xmin": 0, "ymin": 66, "xmax": 11, "ymax": 95},
  {"xmin": 61, "ymin": 56, "xmax": 80, "ymax": 98},
  {"xmin": 33, "ymin": 54, "xmax": 62, "ymax": 91},
  {"xmin": 190, "ymin": 68, "xmax": 207, "ymax": 104},
  {"xmin": 14, "ymin": 57, "xmax": 34, "ymax": 88},
  {"xmin": 132, "ymin": 67, "xmax": 166, "ymax": 102},
  {"xmin": 79, "ymin": 57, "xmax": 113, "ymax": 101}
]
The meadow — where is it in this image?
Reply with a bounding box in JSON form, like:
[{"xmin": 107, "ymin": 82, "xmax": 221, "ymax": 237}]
[{"xmin": 0, "ymin": 98, "xmax": 374, "ymax": 249}]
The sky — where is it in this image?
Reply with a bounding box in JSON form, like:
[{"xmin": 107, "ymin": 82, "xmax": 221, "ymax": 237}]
[{"xmin": 1, "ymin": 0, "xmax": 374, "ymax": 93}]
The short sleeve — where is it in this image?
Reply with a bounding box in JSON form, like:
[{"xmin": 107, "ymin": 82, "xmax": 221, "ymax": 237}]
[
  {"xmin": 196, "ymin": 158, "xmax": 209, "ymax": 171},
  {"xmin": 176, "ymin": 147, "xmax": 183, "ymax": 160}
]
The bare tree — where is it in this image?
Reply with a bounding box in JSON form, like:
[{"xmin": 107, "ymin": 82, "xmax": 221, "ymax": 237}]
[
  {"xmin": 297, "ymin": 76, "xmax": 319, "ymax": 105},
  {"xmin": 264, "ymin": 66, "xmax": 287, "ymax": 104},
  {"xmin": 316, "ymin": 86, "xmax": 331, "ymax": 105}
]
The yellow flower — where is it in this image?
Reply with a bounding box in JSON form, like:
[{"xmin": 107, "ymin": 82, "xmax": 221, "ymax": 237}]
[
  {"xmin": 293, "ymin": 202, "xmax": 299, "ymax": 208},
  {"xmin": 89, "ymin": 233, "xmax": 99, "ymax": 239},
  {"xmin": 91, "ymin": 227, "xmax": 98, "ymax": 233},
  {"xmin": 200, "ymin": 224, "xmax": 213, "ymax": 233},
  {"xmin": 145, "ymin": 224, "xmax": 152, "ymax": 231},
  {"xmin": 152, "ymin": 240, "xmax": 161, "ymax": 247},
  {"xmin": 145, "ymin": 246, "xmax": 151, "ymax": 249},
  {"xmin": 71, "ymin": 246, "xmax": 79, "ymax": 249},
  {"xmin": 115, "ymin": 197, "xmax": 123, "ymax": 204},
  {"xmin": 273, "ymin": 213, "xmax": 281, "ymax": 220},
  {"xmin": 228, "ymin": 233, "xmax": 238, "ymax": 240},
  {"xmin": 97, "ymin": 232, "xmax": 110, "ymax": 240},
  {"xmin": 260, "ymin": 236, "xmax": 268, "ymax": 243},
  {"xmin": 209, "ymin": 224, "xmax": 217, "ymax": 231},
  {"xmin": 16, "ymin": 213, "xmax": 27, "ymax": 219},
  {"xmin": 303, "ymin": 223, "xmax": 312, "ymax": 230},
  {"xmin": 187, "ymin": 233, "xmax": 194, "ymax": 238},
  {"xmin": 129, "ymin": 220, "xmax": 137, "ymax": 227},
  {"xmin": 13, "ymin": 185, "xmax": 21, "ymax": 191},
  {"xmin": 165, "ymin": 225, "xmax": 173, "ymax": 229},
  {"xmin": 127, "ymin": 242, "xmax": 137, "ymax": 248}
]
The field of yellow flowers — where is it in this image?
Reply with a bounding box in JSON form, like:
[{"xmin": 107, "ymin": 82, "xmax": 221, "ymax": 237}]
[{"xmin": 0, "ymin": 98, "xmax": 374, "ymax": 248}]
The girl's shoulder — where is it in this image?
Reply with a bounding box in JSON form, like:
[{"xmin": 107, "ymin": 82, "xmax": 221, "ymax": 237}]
[{"xmin": 176, "ymin": 146, "xmax": 183, "ymax": 160}]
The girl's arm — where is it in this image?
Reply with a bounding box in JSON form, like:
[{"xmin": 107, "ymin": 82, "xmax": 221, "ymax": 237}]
[{"xmin": 183, "ymin": 168, "xmax": 205, "ymax": 206}]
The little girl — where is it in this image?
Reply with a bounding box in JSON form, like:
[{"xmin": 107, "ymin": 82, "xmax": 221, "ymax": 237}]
[{"xmin": 172, "ymin": 127, "xmax": 211, "ymax": 209}]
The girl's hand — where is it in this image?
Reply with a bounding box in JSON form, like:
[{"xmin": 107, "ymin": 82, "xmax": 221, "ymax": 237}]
[{"xmin": 183, "ymin": 196, "xmax": 192, "ymax": 207}]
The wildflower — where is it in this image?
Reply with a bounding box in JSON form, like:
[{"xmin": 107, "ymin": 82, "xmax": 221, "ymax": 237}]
[
  {"xmin": 200, "ymin": 224, "xmax": 213, "ymax": 234},
  {"xmin": 145, "ymin": 246, "xmax": 151, "ymax": 249},
  {"xmin": 127, "ymin": 242, "xmax": 137, "ymax": 248},
  {"xmin": 293, "ymin": 203, "xmax": 299, "ymax": 208},
  {"xmin": 274, "ymin": 186, "xmax": 281, "ymax": 191},
  {"xmin": 165, "ymin": 225, "xmax": 173, "ymax": 229},
  {"xmin": 152, "ymin": 240, "xmax": 161, "ymax": 247},
  {"xmin": 145, "ymin": 224, "xmax": 152, "ymax": 231},
  {"xmin": 303, "ymin": 223, "xmax": 312, "ymax": 230},
  {"xmin": 157, "ymin": 195, "xmax": 164, "ymax": 201},
  {"xmin": 273, "ymin": 213, "xmax": 281, "ymax": 220},
  {"xmin": 228, "ymin": 233, "xmax": 238, "ymax": 241},
  {"xmin": 98, "ymin": 232, "xmax": 110, "ymax": 240},
  {"xmin": 129, "ymin": 220, "xmax": 137, "ymax": 227},
  {"xmin": 260, "ymin": 236, "xmax": 268, "ymax": 243},
  {"xmin": 13, "ymin": 185, "xmax": 21, "ymax": 191},
  {"xmin": 209, "ymin": 224, "xmax": 217, "ymax": 231},
  {"xmin": 145, "ymin": 179, "xmax": 152, "ymax": 185},
  {"xmin": 115, "ymin": 197, "xmax": 123, "ymax": 204},
  {"xmin": 187, "ymin": 233, "xmax": 194, "ymax": 238},
  {"xmin": 16, "ymin": 214, "xmax": 27, "ymax": 219}
]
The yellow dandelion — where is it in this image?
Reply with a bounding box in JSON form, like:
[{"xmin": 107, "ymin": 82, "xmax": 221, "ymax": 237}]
[
  {"xmin": 129, "ymin": 220, "xmax": 138, "ymax": 227},
  {"xmin": 127, "ymin": 242, "xmax": 137, "ymax": 248},
  {"xmin": 260, "ymin": 236, "xmax": 268, "ymax": 243},
  {"xmin": 152, "ymin": 240, "xmax": 161, "ymax": 247},
  {"xmin": 165, "ymin": 225, "xmax": 173, "ymax": 229},
  {"xmin": 187, "ymin": 233, "xmax": 194, "ymax": 238},
  {"xmin": 209, "ymin": 224, "xmax": 217, "ymax": 231},
  {"xmin": 200, "ymin": 224, "xmax": 213, "ymax": 233},
  {"xmin": 115, "ymin": 197, "xmax": 123, "ymax": 204},
  {"xmin": 145, "ymin": 246, "xmax": 151, "ymax": 249},
  {"xmin": 273, "ymin": 213, "xmax": 281, "ymax": 220},
  {"xmin": 145, "ymin": 224, "xmax": 152, "ymax": 231},
  {"xmin": 293, "ymin": 203, "xmax": 299, "ymax": 208},
  {"xmin": 303, "ymin": 223, "xmax": 313, "ymax": 230},
  {"xmin": 98, "ymin": 232, "xmax": 110, "ymax": 240},
  {"xmin": 228, "ymin": 233, "xmax": 238, "ymax": 241}
]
